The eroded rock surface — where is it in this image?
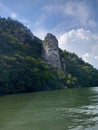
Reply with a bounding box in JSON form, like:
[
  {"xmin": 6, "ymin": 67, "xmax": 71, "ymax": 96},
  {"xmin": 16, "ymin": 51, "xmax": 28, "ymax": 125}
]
[{"xmin": 43, "ymin": 33, "xmax": 62, "ymax": 70}]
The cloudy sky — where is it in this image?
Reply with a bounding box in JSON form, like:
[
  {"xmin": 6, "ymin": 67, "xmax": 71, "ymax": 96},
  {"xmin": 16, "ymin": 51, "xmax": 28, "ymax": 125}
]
[{"xmin": 0, "ymin": 0, "xmax": 98, "ymax": 69}]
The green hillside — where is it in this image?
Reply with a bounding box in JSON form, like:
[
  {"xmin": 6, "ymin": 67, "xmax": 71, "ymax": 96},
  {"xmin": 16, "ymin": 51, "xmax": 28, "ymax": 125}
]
[
  {"xmin": 60, "ymin": 50, "xmax": 98, "ymax": 87},
  {"xmin": 0, "ymin": 17, "xmax": 98, "ymax": 95},
  {"xmin": 0, "ymin": 17, "xmax": 66, "ymax": 95}
]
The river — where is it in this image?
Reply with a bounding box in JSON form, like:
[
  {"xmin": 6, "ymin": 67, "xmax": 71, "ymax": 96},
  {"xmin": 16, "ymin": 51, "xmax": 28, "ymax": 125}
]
[{"xmin": 0, "ymin": 87, "xmax": 98, "ymax": 130}]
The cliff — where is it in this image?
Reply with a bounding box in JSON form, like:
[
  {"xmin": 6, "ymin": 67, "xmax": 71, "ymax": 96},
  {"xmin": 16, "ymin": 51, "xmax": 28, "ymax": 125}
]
[
  {"xmin": 43, "ymin": 33, "xmax": 62, "ymax": 70},
  {"xmin": 0, "ymin": 17, "xmax": 98, "ymax": 95}
]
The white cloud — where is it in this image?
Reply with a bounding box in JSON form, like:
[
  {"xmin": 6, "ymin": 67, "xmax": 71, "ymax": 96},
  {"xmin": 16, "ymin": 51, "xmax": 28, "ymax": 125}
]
[
  {"xmin": 58, "ymin": 28, "xmax": 98, "ymax": 69},
  {"xmin": 64, "ymin": 1, "xmax": 89, "ymax": 24},
  {"xmin": 21, "ymin": 19, "xmax": 29, "ymax": 24},
  {"xmin": 10, "ymin": 12, "xmax": 17, "ymax": 19},
  {"xmin": 42, "ymin": 1, "xmax": 96, "ymax": 28},
  {"xmin": 82, "ymin": 53, "xmax": 90, "ymax": 62},
  {"xmin": 58, "ymin": 28, "xmax": 93, "ymax": 54},
  {"xmin": 82, "ymin": 51, "xmax": 98, "ymax": 69},
  {"xmin": 94, "ymin": 56, "xmax": 98, "ymax": 60},
  {"xmin": 35, "ymin": 14, "xmax": 46, "ymax": 26},
  {"xmin": 0, "ymin": 2, "xmax": 18, "ymax": 20}
]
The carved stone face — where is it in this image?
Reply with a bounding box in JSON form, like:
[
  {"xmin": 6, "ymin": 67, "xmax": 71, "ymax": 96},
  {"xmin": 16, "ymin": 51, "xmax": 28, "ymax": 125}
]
[
  {"xmin": 47, "ymin": 48, "xmax": 57, "ymax": 57},
  {"xmin": 51, "ymin": 53, "xmax": 57, "ymax": 59},
  {"xmin": 43, "ymin": 33, "xmax": 62, "ymax": 70}
]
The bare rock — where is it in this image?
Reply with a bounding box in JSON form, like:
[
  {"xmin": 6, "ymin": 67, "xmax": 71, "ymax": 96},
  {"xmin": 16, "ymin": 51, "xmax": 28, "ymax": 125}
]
[{"xmin": 43, "ymin": 33, "xmax": 62, "ymax": 70}]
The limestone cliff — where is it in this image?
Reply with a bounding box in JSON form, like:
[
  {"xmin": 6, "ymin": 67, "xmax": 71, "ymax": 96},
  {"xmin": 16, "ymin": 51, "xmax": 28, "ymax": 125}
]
[{"xmin": 43, "ymin": 33, "xmax": 62, "ymax": 70}]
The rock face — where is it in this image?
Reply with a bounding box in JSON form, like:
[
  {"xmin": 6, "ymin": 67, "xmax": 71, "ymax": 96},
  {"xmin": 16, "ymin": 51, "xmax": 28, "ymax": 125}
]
[{"xmin": 43, "ymin": 33, "xmax": 62, "ymax": 70}]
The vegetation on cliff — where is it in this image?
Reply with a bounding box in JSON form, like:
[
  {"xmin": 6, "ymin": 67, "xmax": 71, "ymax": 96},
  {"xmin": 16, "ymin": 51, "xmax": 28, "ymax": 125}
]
[
  {"xmin": 60, "ymin": 50, "xmax": 98, "ymax": 87},
  {"xmin": 0, "ymin": 17, "xmax": 98, "ymax": 95},
  {"xmin": 0, "ymin": 17, "xmax": 65, "ymax": 95}
]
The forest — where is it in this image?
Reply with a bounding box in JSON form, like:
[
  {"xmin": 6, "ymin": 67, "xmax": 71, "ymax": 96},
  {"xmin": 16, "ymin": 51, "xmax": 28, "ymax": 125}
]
[{"xmin": 0, "ymin": 17, "xmax": 98, "ymax": 95}]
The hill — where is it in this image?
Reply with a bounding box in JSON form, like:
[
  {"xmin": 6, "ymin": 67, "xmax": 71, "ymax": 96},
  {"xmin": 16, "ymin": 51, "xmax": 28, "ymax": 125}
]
[
  {"xmin": 0, "ymin": 17, "xmax": 98, "ymax": 95},
  {"xmin": 60, "ymin": 50, "xmax": 98, "ymax": 87}
]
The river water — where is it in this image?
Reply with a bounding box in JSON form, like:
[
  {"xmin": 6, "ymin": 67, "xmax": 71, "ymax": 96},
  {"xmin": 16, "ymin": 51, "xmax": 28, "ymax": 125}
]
[{"xmin": 0, "ymin": 87, "xmax": 98, "ymax": 130}]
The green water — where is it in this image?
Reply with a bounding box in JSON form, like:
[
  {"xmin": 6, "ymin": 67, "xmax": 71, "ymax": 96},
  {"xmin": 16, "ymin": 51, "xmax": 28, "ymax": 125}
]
[{"xmin": 0, "ymin": 87, "xmax": 98, "ymax": 130}]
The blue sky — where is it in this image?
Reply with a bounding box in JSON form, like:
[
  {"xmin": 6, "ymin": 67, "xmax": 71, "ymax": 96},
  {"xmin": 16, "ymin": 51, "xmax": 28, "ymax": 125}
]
[{"xmin": 0, "ymin": 0, "xmax": 98, "ymax": 69}]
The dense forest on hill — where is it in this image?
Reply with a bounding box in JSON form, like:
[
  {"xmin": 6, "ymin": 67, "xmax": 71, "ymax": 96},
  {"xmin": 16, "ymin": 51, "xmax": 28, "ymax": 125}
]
[
  {"xmin": 60, "ymin": 50, "xmax": 98, "ymax": 87},
  {"xmin": 0, "ymin": 17, "xmax": 98, "ymax": 95}
]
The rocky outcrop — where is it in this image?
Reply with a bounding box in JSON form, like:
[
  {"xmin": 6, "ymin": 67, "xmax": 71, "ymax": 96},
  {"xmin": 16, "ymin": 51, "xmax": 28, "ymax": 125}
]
[{"xmin": 43, "ymin": 33, "xmax": 62, "ymax": 70}]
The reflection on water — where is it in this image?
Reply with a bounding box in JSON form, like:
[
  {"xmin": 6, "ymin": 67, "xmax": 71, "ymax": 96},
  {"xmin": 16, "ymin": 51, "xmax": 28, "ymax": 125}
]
[{"xmin": 0, "ymin": 87, "xmax": 98, "ymax": 130}]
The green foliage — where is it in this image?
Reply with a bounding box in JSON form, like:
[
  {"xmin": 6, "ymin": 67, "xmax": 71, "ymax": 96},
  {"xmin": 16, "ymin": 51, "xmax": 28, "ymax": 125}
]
[
  {"xmin": 0, "ymin": 17, "xmax": 67, "ymax": 95},
  {"xmin": 0, "ymin": 17, "xmax": 42, "ymax": 58},
  {"xmin": 60, "ymin": 49, "xmax": 98, "ymax": 87},
  {"xmin": 0, "ymin": 17, "xmax": 98, "ymax": 95},
  {"xmin": 0, "ymin": 54, "xmax": 66, "ymax": 95},
  {"xmin": 65, "ymin": 74, "xmax": 78, "ymax": 88}
]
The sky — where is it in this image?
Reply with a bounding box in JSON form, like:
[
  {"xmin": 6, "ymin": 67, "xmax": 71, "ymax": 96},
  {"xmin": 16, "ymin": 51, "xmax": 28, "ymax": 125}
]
[{"xmin": 0, "ymin": 0, "xmax": 98, "ymax": 69}]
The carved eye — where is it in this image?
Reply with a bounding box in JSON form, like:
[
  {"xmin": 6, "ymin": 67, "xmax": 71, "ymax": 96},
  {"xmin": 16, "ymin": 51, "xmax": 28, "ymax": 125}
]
[{"xmin": 47, "ymin": 48, "xmax": 52, "ymax": 55}]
